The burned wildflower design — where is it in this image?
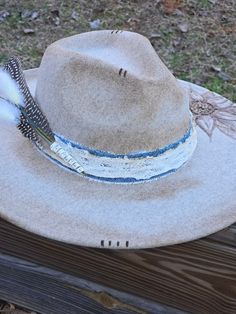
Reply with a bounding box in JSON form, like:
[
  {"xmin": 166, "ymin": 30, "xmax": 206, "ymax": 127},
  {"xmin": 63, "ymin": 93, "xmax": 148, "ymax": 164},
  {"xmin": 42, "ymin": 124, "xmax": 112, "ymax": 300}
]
[{"xmin": 190, "ymin": 90, "xmax": 236, "ymax": 139}]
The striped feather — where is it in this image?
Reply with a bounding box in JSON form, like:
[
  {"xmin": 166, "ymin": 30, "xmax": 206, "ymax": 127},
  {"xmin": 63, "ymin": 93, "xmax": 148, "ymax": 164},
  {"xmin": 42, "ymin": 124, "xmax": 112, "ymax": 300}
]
[{"xmin": 3, "ymin": 57, "xmax": 54, "ymax": 143}]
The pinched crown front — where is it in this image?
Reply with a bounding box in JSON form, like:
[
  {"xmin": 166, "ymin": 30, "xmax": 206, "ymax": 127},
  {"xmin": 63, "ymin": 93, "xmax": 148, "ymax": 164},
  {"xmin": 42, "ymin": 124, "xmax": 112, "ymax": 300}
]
[
  {"xmin": 35, "ymin": 30, "xmax": 190, "ymax": 154},
  {"xmin": 0, "ymin": 31, "xmax": 197, "ymax": 183}
]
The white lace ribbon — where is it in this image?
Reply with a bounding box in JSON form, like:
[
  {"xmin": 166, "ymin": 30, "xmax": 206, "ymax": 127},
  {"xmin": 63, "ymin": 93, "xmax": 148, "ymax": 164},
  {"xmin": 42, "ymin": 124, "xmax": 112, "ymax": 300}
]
[{"xmin": 47, "ymin": 126, "xmax": 197, "ymax": 183}]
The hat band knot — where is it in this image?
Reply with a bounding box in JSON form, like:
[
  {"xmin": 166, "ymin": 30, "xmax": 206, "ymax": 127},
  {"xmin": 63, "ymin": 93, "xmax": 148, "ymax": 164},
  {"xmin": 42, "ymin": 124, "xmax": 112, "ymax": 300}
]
[{"xmin": 38, "ymin": 124, "xmax": 197, "ymax": 183}]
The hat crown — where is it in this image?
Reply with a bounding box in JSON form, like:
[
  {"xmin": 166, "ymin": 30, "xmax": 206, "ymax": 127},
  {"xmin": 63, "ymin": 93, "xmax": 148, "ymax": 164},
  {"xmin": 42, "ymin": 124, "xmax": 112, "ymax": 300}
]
[{"xmin": 36, "ymin": 30, "xmax": 190, "ymax": 154}]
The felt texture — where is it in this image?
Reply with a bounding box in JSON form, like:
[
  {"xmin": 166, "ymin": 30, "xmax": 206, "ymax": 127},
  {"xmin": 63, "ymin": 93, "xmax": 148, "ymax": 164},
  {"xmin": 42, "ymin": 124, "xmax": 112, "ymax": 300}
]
[
  {"xmin": 35, "ymin": 31, "xmax": 189, "ymax": 154},
  {"xmin": 0, "ymin": 31, "xmax": 235, "ymax": 248},
  {"xmin": 0, "ymin": 70, "xmax": 235, "ymax": 249}
]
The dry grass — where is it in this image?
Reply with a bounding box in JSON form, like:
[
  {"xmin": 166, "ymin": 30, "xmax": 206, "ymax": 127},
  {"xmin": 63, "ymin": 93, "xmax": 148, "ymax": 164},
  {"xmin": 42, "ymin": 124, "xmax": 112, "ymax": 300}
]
[{"xmin": 0, "ymin": 0, "xmax": 235, "ymax": 100}]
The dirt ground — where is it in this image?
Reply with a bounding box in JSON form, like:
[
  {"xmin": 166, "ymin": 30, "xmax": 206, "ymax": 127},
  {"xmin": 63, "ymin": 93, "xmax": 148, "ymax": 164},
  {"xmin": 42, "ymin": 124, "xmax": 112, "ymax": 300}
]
[
  {"xmin": 0, "ymin": 0, "xmax": 235, "ymax": 101},
  {"xmin": 0, "ymin": 301, "xmax": 37, "ymax": 314},
  {"xmin": 0, "ymin": 0, "xmax": 235, "ymax": 313}
]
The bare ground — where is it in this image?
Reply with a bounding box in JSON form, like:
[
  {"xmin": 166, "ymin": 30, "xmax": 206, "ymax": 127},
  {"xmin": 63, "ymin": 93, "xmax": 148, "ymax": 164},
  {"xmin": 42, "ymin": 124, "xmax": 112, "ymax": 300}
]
[{"xmin": 0, "ymin": 0, "xmax": 235, "ymax": 100}]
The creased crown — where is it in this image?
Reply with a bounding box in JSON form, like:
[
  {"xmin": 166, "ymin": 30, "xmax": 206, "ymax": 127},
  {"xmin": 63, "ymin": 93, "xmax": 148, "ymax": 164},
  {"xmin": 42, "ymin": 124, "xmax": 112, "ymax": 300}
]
[{"xmin": 35, "ymin": 30, "xmax": 190, "ymax": 154}]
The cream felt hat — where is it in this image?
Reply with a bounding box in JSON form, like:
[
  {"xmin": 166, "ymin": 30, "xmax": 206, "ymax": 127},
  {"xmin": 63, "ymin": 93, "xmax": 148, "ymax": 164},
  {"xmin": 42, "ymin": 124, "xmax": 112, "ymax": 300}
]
[{"xmin": 0, "ymin": 30, "xmax": 236, "ymax": 249}]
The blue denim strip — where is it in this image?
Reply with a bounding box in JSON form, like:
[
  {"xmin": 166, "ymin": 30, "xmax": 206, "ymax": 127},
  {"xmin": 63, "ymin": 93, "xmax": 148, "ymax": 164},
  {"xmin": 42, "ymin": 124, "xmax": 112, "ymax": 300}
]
[{"xmin": 55, "ymin": 125, "xmax": 192, "ymax": 159}]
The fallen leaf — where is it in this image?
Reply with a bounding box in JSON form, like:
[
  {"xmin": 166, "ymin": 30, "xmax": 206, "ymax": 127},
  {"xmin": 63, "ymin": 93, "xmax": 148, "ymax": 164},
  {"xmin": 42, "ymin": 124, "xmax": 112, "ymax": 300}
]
[
  {"xmin": 0, "ymin": 10, "xmax": 10, "ymax": 22},
  {"xmin": 89, "ymin": 19, "xmax": 101, "ymax": 29},
  {"xmin": 126, "ymin": 17, "xmax": 140, "ymax": 29},
  {"xmin": 218, "ymin": 71, "xmax": 231, "ymax": 81},
  {"xmin": 21, "ymin": 10, "xmax": 32, "ymax": 19},
  {"xmin": 10, "ymin": 304, "xmax": 16, "ymax": 310},
  {"xmin": 47, "ymin": 14, "xmax": 60, "ymax": 26},
  {"xmin": 211, "ymin": 65, "xmax": 221, "ymax": 72},
  {"xmin": 31, "ymin": 11, "xmax": 39, "ymax": 20},
  {"xmin": 23, "ymin": 28, "xmax": 35, "ymax": 34},
  {"xmin": 149, "ymin": 33, "xmax": 161, "ymax": 40},
  {"xmin": 173, "ymin": 38, "xmax": 181, "ymax": 46},
  {"xmin": 21, "ymin": 10, "xmax": 39, "ymax": 20},
  {"xmin": 71, "ymin": 11, "xmax": 79, "ymax": 21},
  {"xmin": 173, "ymin": 9, "xmax": 184, "ymax": 16},
  {"xmin": 178, "ymin": 22, "xmax": 189, "ymax": 33},
  {"xmin": 163, "ymin": 0, "xmax": 181, "ymax": 14}
]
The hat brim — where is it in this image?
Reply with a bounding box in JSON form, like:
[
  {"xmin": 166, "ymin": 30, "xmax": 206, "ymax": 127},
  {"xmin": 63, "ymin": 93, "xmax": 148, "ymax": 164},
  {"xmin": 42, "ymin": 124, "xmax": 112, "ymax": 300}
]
[{"xmin": 0, "ymin": 68, "xmax": 235, "ymax": 249}]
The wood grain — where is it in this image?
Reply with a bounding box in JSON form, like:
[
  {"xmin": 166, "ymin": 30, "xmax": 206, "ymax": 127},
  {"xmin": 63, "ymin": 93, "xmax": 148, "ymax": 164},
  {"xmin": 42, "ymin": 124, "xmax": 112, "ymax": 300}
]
[
  {"xmin": 0, "ymin": 218, "xmax": 236, "ymax": 314},
  {"xmin": 0, "ymin": 253, "xmax": 185, "ymax": 314}
]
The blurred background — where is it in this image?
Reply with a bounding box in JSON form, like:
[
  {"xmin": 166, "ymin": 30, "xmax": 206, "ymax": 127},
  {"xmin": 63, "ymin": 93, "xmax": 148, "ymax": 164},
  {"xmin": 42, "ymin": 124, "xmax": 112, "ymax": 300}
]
[{"xmin": 0, "ymin": 0, "xmax": 235, "ymax": 101}]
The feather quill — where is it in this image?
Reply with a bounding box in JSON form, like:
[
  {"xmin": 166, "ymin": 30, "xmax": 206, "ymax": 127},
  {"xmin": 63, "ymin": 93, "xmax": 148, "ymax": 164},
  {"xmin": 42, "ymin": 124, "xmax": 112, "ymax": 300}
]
[
  {"xmin": 0, "ymin": 98, "xmax": 20, "ymax": 124},
  {"xmin": 3, "ymin": 57, "xmax": 55, "ymax": 144}
]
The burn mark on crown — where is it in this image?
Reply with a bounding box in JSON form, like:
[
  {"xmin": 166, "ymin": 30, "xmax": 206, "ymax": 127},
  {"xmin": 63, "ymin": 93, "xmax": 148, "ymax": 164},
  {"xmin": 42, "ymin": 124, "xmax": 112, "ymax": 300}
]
[{"xmin": 119, "ymin": 68, "xmax": 128, "ymax": 77}]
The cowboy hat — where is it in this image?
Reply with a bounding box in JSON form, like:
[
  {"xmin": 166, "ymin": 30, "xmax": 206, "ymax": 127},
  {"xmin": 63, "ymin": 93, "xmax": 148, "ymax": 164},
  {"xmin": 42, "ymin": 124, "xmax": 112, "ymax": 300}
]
[{"xmin": 0, "ymin": 30, "xmax": 235, "ymax": 249}]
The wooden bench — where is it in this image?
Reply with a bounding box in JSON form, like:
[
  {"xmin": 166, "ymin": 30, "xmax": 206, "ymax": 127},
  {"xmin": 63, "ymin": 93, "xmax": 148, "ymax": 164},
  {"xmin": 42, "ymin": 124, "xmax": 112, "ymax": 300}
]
[{"xmin": 0, "ymin": 218, "xmax": 235, "ymax": 314}]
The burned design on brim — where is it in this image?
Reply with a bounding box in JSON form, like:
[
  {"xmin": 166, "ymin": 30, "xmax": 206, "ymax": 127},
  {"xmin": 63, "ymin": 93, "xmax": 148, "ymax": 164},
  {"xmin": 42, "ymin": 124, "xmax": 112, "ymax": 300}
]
[{"xmin": 190, "ymin": 90, "xmax": 236, "ymax": 139}]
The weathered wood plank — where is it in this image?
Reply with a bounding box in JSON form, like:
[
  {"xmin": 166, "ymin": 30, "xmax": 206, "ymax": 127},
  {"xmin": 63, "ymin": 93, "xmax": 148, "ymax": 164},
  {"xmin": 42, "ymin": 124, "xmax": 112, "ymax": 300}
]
[
  {"xmin": 0, "ymin": 253, "xmax": 185, "ymax": 314},
  {"xmin": 0, "ymin": 218, "xmax": 236, "ymax": 314}
]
